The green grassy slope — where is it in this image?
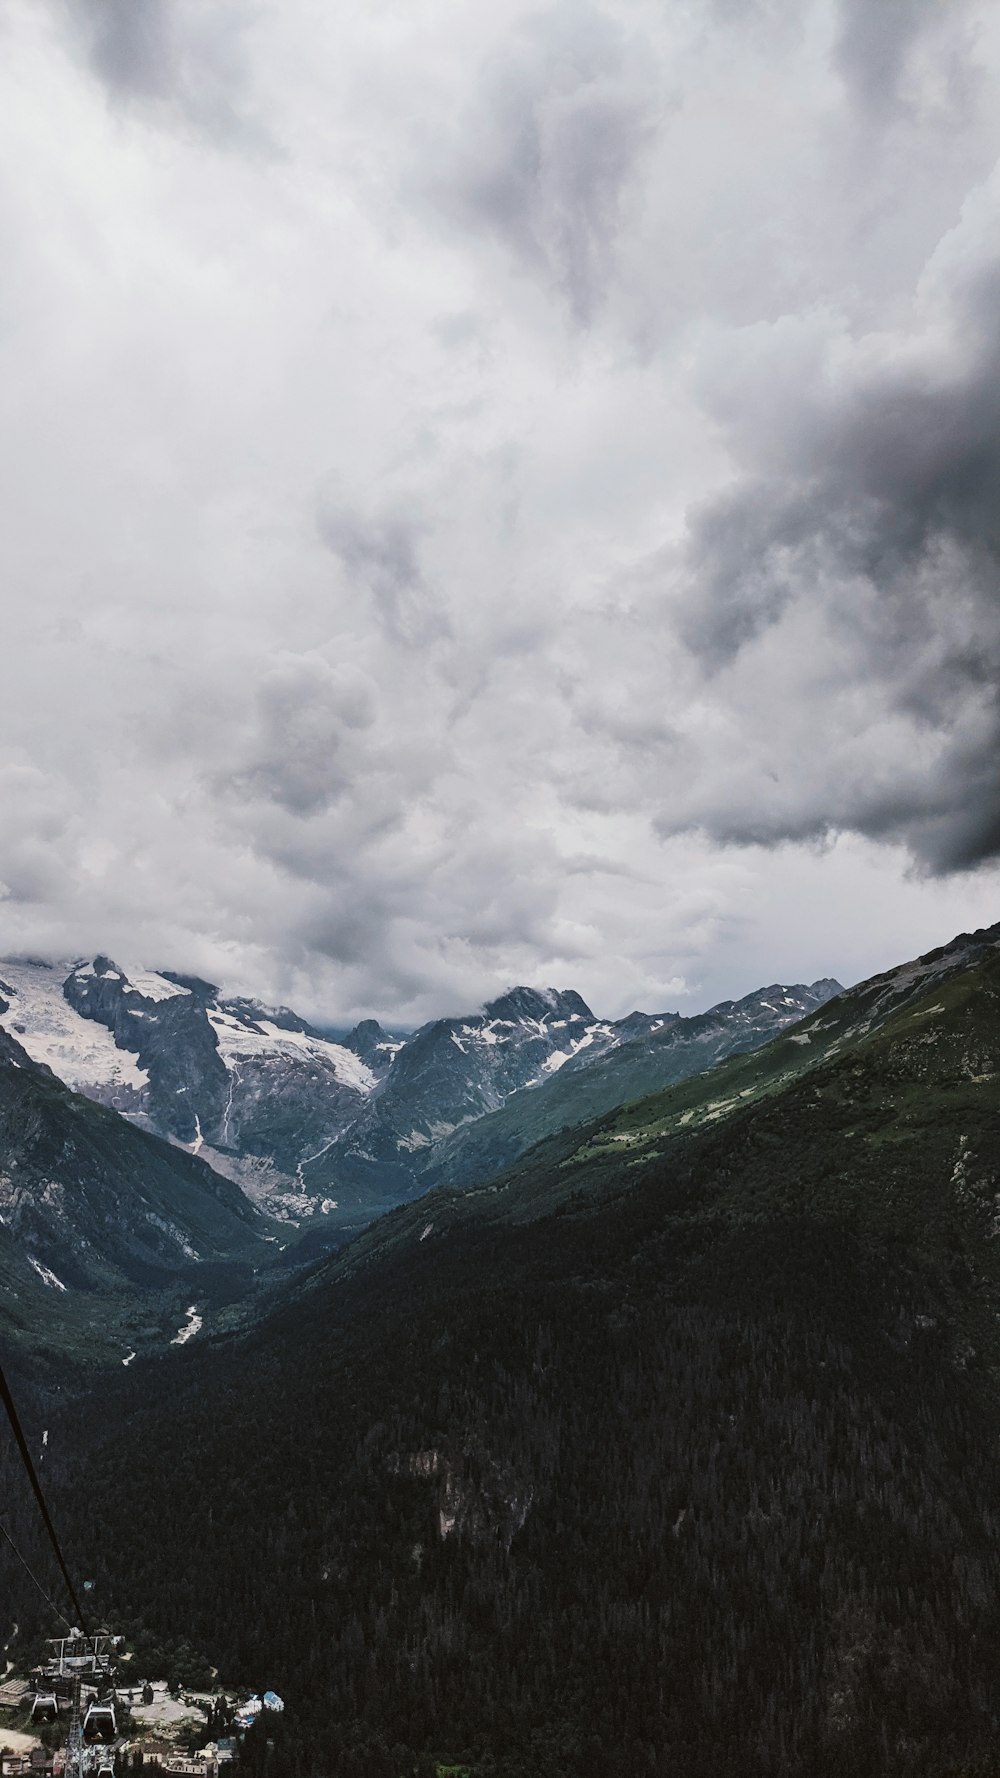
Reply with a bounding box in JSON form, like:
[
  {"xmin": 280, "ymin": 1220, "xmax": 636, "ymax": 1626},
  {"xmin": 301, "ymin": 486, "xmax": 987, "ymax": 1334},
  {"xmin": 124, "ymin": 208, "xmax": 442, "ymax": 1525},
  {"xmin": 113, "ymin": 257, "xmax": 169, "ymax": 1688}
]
[
  {"xmin": 312, "ymin": 922, "xmax": 1000, "ymax": 1284},
  {"xmin": 423, "ymin": 980, "xmax": 840, "ymax": 1193},
  {"xmin": 417, "ymin": 928, "xmax": 997, "ymax": 1207}
]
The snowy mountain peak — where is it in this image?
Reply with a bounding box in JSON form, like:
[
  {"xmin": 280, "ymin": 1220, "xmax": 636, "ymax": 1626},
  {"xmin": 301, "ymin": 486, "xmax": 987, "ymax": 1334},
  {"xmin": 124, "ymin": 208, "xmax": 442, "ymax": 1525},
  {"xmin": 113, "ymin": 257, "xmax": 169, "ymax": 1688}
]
[
  {"xmin": 221, "ymin": 997, "xmax": 312, "ymax": 1036},
  {"xmin": 343, "ymin": 1019, "xmax": 404, "ymax": 1075},
  {"xmin": 160, "ymin": 971, "xmax": 220, "ymax": 998},
  {"xmin": 482, "ymin": 986, "xmax": 595, "ymax": 1027},
  {"xmin": 69, "ymin": 956, "xmax": 191, "ymax": 1003},
  {"xmin": 0, "ymin": 955, "xmax": 849, "ymax": 1241},
  {"xmin": 0, "ymin": 957, "xmax": 149, "ymax": 1103},
  {"xmin": 207, "ymin": 1001, "xmax": 377, "ymax": 1095}
]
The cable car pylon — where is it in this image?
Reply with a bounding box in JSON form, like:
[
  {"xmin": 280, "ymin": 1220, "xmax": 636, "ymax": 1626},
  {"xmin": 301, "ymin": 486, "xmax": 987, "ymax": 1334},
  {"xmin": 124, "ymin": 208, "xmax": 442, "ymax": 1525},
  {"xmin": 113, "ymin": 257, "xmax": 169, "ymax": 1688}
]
[
  {"xmin": 45, "ymin": 1632, "xmax": 121, "ymax": 1778},
  {"xmin": 0, "ymin": 1357, "xmax": 122, "ymax": 1778}
]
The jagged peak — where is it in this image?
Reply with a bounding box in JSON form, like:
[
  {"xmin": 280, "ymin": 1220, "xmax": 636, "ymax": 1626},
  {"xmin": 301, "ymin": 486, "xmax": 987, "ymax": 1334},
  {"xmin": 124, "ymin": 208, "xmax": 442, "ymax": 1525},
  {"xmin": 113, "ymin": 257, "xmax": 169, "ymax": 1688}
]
[
  {"xmin": 483, "ymin": 985, "xmax": 595, "ymax": 1025},
  {"xmin": 159, "ymin": 969, "xmax": 219, "ymax": 999},
  {"xmin": 347, "ymin": 1017, "xmax": 390, "ymax": 1042},
  {"xmin": 79, "ymin": 954, "xmax": 125, "ymax": 980},
  {"xmin": 222, "ymin": 997, "xmax": 312, "ymax": 1035}
]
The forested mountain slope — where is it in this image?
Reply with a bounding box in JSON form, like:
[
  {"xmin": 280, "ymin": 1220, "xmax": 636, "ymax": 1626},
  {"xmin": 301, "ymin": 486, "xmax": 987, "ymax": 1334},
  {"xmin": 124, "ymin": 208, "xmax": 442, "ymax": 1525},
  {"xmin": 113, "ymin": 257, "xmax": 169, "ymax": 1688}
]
[
  {"xmin": 29, "ymin": 921, "xmax": 1000, "ymax": 1777},
  {"xmin": 0, "ymin": 1023, "xmax": 268, "ymax": 1364},
  {"xmin": 422, "ymin": 977, "xmax": 839, "ymax": 1193}
]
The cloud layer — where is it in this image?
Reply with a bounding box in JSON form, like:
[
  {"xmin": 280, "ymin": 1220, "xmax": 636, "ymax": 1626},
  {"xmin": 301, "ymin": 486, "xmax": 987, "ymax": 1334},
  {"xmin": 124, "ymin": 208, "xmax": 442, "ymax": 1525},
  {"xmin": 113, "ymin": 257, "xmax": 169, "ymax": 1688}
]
[{"xmin": 0, "ymin": 0, "xmax": 998, "ymax": 1022}]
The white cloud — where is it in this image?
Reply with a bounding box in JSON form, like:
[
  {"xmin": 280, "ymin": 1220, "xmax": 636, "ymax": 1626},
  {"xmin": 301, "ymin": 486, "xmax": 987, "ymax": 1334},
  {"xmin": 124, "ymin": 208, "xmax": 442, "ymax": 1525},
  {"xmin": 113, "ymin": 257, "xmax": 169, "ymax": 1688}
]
[{"xmin": 0, "ymin": 0, "xmax": 998, "ymax": 1025}]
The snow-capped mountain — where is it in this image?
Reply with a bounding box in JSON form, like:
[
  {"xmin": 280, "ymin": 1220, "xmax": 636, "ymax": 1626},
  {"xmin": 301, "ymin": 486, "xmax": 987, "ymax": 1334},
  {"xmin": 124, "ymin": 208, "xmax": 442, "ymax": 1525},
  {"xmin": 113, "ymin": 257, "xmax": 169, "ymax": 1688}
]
[
  {"xmin": 0, "ymin": 1013, "xmax": 263, "ymax": 1315},
  {"xmin": 0, "ymin": 956, "xmax": 844, "ymax": 1237},
  {"xmin": 288, "ymin": 979, "xmax": 843, "ymax": 1226},
  {"xmin": 426, "ymin": 978, "xmax": 845, "ymax": 1193},
  {"xmin": 0, "ymin": 957, "xmax": 151, "ymax": 1108},
  {"xmin": 0, "ymin": 957, "xmax": 390, "ymax": 1219},
  {"xmin": 296, "ymin": 986, "xmax": 621, "ymax": 1224}
]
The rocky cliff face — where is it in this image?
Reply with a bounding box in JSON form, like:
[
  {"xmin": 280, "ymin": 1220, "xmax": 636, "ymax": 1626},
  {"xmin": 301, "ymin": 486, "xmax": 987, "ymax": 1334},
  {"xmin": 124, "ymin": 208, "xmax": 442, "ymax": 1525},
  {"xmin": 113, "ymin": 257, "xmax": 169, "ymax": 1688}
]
[
  {"xmin": 63, "ymin": 958, "xmax": 229, "ymax": 1140},
  {"xmin": 340, "ymin": 1018, "xmax": 404, "ymax": 1078},
  {"xmin": 1, "ymin": 958, "xmax": 380, "ymax": 1220}
]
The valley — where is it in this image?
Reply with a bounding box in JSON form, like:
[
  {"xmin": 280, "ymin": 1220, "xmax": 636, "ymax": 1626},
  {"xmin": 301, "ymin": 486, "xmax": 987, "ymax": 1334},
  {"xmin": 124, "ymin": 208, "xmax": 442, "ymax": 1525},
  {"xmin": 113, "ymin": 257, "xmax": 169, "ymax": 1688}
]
[
  {"xmin": 2, "ymin": 923, "xmax": 1000, "ymax": 1775},
  {"xmin": 0, "ymin": 957, "xmax": 838, "ymax": 1364}
]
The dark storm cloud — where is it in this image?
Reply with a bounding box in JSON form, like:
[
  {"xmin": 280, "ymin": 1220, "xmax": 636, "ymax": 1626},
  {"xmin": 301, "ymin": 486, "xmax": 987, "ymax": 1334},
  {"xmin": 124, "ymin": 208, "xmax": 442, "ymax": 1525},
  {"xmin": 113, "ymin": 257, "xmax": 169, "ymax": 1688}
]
[
  {"xmin": 75, "ymin": 0, "xmax": 174, "ymax": 100},
  {"xmin": 834, "ymin": 0, "xmax": 974, "ymax": 115},
  {"xmin": 429, "ymin": 0, "xmax": 658, "ymax": 322},
  {"xmin": 217, "ymin": 656, "xmax": 376, "ymax": 818},
  {"xmin": 318, "ymin": 499, "xmax": 450, "ymax": 645},
  {"xmin": 62, "ymin": 0, "xmax": 264, "ymax": 145},
  {"xmin": 674, "ymin": 253, "xmax": 1000, "ymax": 872}
]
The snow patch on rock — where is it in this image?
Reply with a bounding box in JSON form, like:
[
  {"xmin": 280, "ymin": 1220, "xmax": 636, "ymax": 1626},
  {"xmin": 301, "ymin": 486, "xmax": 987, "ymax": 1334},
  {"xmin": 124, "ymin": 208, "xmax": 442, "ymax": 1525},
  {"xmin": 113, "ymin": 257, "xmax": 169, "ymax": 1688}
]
[
  {"xmin": 29, "ymin": 1257, "xmax": 67, "ymax": 1291},
  {"xmin": 208, "ymin": 1008, "xmax": 377, "ymax": 1094},
  {"xmin": 0, "ymin": 959, "xmax": 148, "ymax": 1094}
]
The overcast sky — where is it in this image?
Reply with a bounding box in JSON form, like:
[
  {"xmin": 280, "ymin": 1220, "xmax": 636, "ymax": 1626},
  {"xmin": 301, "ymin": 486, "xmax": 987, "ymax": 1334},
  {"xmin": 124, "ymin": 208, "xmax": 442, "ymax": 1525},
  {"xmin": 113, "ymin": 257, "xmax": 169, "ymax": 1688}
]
[{"xmin": 1, "ymin": 0, "xmax": 999, "ymax": 1025}]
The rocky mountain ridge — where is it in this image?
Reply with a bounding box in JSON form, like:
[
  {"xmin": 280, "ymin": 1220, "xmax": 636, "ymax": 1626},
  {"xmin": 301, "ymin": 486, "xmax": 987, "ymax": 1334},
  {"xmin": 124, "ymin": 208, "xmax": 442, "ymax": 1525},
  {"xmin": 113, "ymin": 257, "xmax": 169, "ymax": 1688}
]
[
  {"xmin": 0, "ymin": 958, "xmax": 842, "ymax": 1235},
  {"xmin": 423, "ymin": 977, "xmax": 843, "ymax": 1195},
  {"xmin": 0, "ymin": 957, "xmax": 393, "ymax": 1223}
]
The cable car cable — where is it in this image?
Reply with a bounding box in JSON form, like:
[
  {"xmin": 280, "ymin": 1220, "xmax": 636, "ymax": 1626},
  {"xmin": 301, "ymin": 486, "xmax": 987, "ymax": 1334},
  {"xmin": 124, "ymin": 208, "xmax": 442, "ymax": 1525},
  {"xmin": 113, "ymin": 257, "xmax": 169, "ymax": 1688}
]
[
  {"xmin": 0, "ymin": 1518, "xmax": 73, "ymax": 1630},
  {"xmin": 0, "ymin": 1358, "xmax": 90, "ymax": 1636}
]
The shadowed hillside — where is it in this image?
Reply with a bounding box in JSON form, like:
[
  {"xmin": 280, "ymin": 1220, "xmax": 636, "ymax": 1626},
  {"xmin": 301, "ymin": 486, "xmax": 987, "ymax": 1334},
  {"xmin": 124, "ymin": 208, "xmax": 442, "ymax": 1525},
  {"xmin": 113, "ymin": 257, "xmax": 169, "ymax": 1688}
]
[{"xmin": 8, "ymin": 924, "xmax": 1000, "ymax": 1776}]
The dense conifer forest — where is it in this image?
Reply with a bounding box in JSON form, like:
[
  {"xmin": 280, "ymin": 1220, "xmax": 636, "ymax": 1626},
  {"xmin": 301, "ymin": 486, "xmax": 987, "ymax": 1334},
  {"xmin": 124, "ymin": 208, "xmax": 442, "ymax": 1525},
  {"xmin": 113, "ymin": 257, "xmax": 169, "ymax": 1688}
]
[
  {"xmin": 5, "ymin": 943, "xmax": 1000, "ymax": 1775},
  {"xmin": 52, "ymin": 1223, "xmax": 1000, "ymax": 1775}
]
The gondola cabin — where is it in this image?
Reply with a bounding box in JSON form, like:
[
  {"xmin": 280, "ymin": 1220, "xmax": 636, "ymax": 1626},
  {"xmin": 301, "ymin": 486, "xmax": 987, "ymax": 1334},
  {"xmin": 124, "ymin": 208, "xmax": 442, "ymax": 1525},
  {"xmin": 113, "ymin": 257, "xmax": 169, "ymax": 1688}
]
[
  {"xmin": 30, "ymin": 1691, "xmax": 57, "ymax": 1723},
  {"xmin": 82, "ymin": 1699, "xmax": 116, "ymax": 1744}
]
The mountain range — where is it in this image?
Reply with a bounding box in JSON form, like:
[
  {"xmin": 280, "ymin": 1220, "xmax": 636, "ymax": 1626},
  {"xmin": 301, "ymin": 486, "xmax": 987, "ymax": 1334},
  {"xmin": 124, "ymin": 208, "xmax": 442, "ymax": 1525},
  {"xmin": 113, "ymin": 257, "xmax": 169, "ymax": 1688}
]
[
  {"xmin": 15, "ymin": 915, "xmax": 990, "ymax": 1778},
  {"xmin": 5, "ymin": 921, "xmax": 1000, "ymax": 1775},
  {"xmin": 0, "ymin": 954, "xmax": 838, "ymax": 1262}
]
